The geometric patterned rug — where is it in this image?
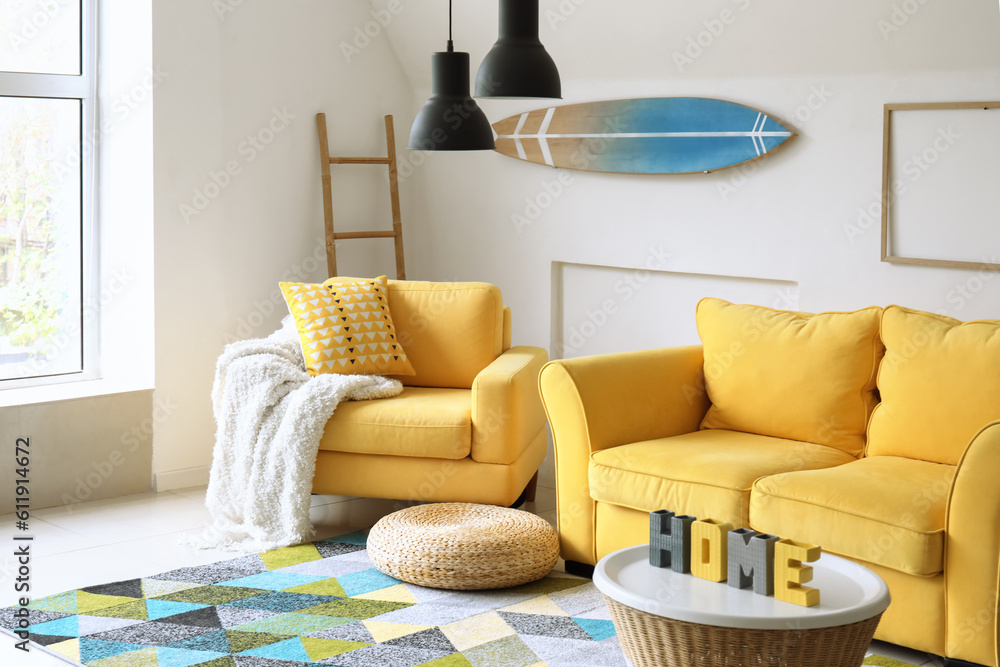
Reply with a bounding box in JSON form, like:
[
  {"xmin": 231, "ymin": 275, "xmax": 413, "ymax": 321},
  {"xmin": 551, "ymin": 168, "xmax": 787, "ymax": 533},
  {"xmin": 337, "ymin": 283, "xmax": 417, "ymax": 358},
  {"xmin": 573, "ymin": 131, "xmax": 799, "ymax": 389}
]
[{"xmin": 0, "ymin": 530, "xmax": 627, "ymax": 666}]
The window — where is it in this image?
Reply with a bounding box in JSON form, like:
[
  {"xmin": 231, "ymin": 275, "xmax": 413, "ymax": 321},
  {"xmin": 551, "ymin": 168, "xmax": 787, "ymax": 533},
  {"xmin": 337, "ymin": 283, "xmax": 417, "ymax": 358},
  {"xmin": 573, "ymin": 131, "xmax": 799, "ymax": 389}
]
[{"xmin": 0, "ymin": 1, "xmax": 97, "ymax": 385}]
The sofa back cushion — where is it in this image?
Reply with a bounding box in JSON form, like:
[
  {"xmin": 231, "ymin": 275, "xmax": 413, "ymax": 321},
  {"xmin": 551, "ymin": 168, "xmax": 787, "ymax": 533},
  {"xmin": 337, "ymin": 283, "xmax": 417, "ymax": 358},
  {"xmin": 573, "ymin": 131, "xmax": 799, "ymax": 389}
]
[
  {"xmin": 696, "ymin": 298, "xmax": 884, "ymax": 456},
  {"xmin": 387, "ymin": 281, "xmax": 505, "ymax": 389},
  {"xmin": 866, "ymin": 306, "xmax": 1000, "ymax": 465}
]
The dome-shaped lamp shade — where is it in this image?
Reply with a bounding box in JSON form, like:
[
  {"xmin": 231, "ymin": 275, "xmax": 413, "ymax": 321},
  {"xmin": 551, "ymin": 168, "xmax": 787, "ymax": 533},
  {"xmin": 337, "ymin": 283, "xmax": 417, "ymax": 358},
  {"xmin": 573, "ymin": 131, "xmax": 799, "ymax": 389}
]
[
  {"xmin": 475, "ymin": 0, "xmax": 561, "ymax": 99},
  {"xmin": 409, "ymin": 51, "xmax": 495, "ymax": 151}
]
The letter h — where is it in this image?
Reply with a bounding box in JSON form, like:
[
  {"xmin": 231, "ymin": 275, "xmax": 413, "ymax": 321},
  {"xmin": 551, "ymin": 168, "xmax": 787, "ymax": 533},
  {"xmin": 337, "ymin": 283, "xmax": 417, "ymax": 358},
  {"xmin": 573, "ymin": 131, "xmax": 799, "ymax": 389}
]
[
  {"xmin": 727, "ymin": 528, "xmax": 780, "ymax": 595},
  {"xmin": 649, "ymin": 510, "xmax": 695, "ymax": 572}
]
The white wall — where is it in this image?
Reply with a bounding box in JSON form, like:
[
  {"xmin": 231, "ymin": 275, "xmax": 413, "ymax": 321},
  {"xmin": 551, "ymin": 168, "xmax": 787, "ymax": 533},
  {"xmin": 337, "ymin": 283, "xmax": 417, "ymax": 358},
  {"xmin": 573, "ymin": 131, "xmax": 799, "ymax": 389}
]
[
  {"xmin": 151, "ymin": 0, "xmax": 419, "ymax": 488},
  {"xmin": 381, "ymin": 0, "xmax": 1000, "ymax": 352}
]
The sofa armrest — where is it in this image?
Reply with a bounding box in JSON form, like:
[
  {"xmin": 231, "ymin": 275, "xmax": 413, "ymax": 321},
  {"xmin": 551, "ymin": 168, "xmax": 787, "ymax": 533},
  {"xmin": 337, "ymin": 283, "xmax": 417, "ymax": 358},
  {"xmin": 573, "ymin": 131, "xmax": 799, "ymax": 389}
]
[
  {"xmin": 471, "ymin": 345, "xmax": 549, "ymax": 465},
  {"xmin": 945, "ymin": 419, "xmax": 1000, "ymax": 667},
  {"xmin": 538, "ymin": 345, "xmax": 709, "ymax": 565}
]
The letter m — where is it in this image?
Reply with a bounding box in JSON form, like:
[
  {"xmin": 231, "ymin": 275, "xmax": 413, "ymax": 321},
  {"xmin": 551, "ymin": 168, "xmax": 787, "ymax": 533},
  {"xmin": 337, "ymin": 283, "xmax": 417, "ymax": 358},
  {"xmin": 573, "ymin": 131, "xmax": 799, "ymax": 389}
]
[{"xmin": 727, "ymin": 529, "xmax": 779, "ymax": 595}]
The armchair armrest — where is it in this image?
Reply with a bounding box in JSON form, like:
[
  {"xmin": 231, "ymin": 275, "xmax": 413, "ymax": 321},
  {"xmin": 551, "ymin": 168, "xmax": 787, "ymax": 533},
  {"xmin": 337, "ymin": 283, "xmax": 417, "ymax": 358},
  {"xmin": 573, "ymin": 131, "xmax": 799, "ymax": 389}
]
[
  {"xmin": 945, "ymin": 419, "xmax": 1000, "ymax": 667},
  {"xmin": 471, "ymin": 345, "xmax": 549, "ymax": 465},
  {"xmin": 538, "ymin": 345, "xmax": 709, "ymax": 565}
]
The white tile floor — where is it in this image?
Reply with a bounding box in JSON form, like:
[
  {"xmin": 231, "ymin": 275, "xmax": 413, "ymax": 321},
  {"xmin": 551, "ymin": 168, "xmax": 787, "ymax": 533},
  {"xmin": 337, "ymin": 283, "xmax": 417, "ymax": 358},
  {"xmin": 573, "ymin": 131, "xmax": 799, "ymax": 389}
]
[{"xmin": 0, "ymin": 485, "xmax": 942, "ymax": 666}]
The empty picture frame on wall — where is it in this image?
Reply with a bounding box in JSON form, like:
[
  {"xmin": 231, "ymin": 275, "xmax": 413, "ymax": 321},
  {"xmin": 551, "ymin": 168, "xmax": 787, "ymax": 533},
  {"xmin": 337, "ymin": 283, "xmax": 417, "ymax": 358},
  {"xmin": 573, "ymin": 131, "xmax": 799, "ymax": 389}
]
[{"xmin": 881, "ymin": 101, "xmax": 1000, "ymax": 271}]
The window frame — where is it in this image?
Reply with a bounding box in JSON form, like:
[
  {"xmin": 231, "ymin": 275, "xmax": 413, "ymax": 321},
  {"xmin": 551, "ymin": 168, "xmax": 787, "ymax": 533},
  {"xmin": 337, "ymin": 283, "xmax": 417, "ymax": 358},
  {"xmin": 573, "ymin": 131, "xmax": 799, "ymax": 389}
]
[{"xmin": 0, "ymin": 0, "xmax": 100, "ymax": 390}]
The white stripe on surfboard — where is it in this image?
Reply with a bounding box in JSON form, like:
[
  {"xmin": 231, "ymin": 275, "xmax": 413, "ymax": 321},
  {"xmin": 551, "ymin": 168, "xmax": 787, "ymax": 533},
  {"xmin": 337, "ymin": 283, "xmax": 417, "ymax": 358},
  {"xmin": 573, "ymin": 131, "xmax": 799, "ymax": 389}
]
[
  {"xmin": 513, "ymin": 112, "xmax": 529, "ymax": 161},
  {"xmin": 498, "ymin": 131, "xmax": 792, "ymax": 139},
  {"xmin": 537, "ymin": 107, "xmax": 557, "ymax": 167}
]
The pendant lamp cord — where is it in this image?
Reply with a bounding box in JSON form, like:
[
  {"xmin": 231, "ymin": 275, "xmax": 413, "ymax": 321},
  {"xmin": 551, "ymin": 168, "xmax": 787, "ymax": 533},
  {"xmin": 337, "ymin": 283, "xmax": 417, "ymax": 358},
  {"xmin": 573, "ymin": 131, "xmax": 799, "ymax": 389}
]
[{"xmin": 447, "ymin": 0, "xmax": 454, "ymax": 52}]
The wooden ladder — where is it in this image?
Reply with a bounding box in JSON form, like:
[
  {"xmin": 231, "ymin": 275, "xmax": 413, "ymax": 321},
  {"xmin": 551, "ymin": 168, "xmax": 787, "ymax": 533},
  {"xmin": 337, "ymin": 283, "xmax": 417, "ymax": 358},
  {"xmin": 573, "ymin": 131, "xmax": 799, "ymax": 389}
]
[{"xmin": 316, "ymin": 113, "xmax": 405, "ymax": 280}]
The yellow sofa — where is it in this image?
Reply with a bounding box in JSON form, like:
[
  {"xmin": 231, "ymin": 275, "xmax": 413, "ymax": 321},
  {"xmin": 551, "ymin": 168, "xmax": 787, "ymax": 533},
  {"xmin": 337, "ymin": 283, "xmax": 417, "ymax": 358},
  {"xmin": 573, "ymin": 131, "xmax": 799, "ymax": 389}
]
[
  {"xmin": 312, "ymin": 280, "xmax": 549, "ymax": 506},
  {"xmin": 539, "ymin": 299, "xmax": 1000, "ymax": 667}
]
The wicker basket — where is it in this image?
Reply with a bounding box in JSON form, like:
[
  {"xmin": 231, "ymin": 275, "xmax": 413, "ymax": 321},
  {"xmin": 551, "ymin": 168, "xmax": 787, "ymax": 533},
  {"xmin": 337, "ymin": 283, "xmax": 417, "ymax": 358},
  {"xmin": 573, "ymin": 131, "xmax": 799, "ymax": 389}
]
[
  {"xmin": 367, "ymin": 503, "xmax": 560, "ymax": 590},
  {"xmin": 604, "ymin": 595, "xmax": 883, "ymax": 667}
]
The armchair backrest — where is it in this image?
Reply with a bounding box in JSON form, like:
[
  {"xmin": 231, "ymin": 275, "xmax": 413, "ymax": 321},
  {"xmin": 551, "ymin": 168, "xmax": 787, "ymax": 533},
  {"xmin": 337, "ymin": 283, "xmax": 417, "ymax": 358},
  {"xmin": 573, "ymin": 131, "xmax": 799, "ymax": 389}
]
[{"xmin": 387, "ymin": 281, "xmax": 505, "ymax": 389}]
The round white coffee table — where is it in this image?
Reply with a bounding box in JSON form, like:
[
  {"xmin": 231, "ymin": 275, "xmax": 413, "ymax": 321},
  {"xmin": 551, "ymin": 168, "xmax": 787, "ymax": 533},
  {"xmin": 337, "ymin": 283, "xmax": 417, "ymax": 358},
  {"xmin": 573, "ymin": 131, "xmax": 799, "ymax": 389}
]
[{"xmin": 594, "ymin": 544, "xmax": 890, "ymax": 667}]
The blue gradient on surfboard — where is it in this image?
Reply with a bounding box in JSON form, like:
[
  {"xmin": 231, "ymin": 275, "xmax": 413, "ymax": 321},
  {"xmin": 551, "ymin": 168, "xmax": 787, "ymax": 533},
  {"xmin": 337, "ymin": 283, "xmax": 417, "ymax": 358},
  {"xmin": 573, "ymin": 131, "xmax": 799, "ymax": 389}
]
[{"xmin": 558, "ymin": 98, "xmax": 791, "ymax": 174}]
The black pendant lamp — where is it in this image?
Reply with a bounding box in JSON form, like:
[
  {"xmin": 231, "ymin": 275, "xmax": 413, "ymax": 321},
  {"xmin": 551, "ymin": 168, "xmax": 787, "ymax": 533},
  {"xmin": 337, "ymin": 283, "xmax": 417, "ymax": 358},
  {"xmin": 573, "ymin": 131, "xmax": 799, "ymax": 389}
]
[
  {"xmin": 475, "ymin": 0, "xmax": 561, "ymax": 99},
  {"xmin": 408, "ymin": 0, "xmax": 495, "ymax": 151}
]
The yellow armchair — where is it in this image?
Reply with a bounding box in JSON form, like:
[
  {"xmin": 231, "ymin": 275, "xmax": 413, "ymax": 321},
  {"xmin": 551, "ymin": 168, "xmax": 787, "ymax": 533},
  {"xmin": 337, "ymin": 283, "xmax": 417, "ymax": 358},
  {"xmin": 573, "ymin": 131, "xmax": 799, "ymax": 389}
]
[{"xmin": 312, "ymin": 281, "xmax": 548, "ymax": 507}]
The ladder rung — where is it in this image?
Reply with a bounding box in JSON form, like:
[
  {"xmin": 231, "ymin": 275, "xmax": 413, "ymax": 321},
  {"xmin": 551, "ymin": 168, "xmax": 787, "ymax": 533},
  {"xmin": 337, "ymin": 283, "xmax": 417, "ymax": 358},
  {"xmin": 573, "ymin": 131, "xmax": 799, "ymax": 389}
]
[
  {"xmin": 329, "ymin": 157, "xmax": 391, "ymax": 165},
  {"xmin": 333, "ymin": 231, "xmax": 397, "ymax": 240}
]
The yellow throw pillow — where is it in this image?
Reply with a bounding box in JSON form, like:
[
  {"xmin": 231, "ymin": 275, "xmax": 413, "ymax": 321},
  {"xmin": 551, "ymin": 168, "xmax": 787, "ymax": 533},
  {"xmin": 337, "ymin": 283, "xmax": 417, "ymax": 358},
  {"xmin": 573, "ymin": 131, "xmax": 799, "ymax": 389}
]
[
  {"xmin": 696, "ymin": 298, "xmax": 883, "ymax": 456},
  {"xmin": 280, "ymin": 275, "xmax": 415, "ymax": 377},
  {"xmin": 866, "ymin": 305, "xmax": 1000, "ymax": 465}
]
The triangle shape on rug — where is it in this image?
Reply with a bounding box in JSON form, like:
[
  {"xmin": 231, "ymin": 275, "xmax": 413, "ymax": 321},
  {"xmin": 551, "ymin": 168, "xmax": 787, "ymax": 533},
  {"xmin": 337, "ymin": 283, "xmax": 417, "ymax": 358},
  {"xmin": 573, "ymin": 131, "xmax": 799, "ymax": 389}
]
[
  {"xmin": 221, "ymin": 571, "xmax": 329, "ymax": 592},
  {"xmin": 86, "ymin": 599, "xmax": 149, "ymax": 621},
  {"xmin": 156, "ymin": 645, "xmax": 227, "ymax": 667},
  {"xmin": 76, "ymin": 592, "xmax": 142, "ymax": 615},
  {"xmin": 82, "ymin": 579, "xmax": 144, "ymax": 599},
  {"xmin": 44, "ymin": 637, "xmax": 80, "ymax": 662},
  {"xmin": 79, "ymin": 637, "xmax": 150, "ymax": 663},
  {"xmin": 76, "ymin": 615, "xmax": 146, "ymax": 637},
  {"xmin": 300, "ymin": 636, "xmax": 369, "ymax": 661},
  {"xmin": 461, "ymin": 633, "xmax": 541, "ymax": 667},
  {"xmin": 353, "ymin": 583, "xmax": 419, "ymax": 605},
  {"xmin": 497, "ymin": 611, "xmax": 593, "ymax": 641},
  {"xmin": 238, "ymin": 636, "xmax": 310, "ymax": 662},
  {"xmin": 86, "ymin": 645, "xmax": 159, "ymax": 666},
  {"xmin": 382, "ymin": 627, "xmax": 456, "ymax": 653},
  {"xmin": 300, "ymin": 597, "xmax": 410, "ymax": 619},
  {"xmin": 230, "ymin": 611, "xmax": 351, "ymax": 636},
  {"xmin": 439, "ymin": 611, "xmax": 516, "ymax": 652},
  {"xmin": 259, "ymin": 543, "xmax": 323, "ymax": 570},
  {"xmin": 146, "ymin": 599, "xmax": 210, "ymax": 622},
  {"xmin": 224, "ymin": 629, "xmax": 293, "ymax": 653},
  {"xmin": 165, "ymin": 628, "xmax": 232, "ymax": 653},
  {"xmin": 215, "ymin": 606, "xmax": 279, "ymax": 629},
  {"xmin": 337, "ymin": 567, "xmax": 401, "ymax": 596},
  {"xmin": 158, "ymin": 605, "xmax": 224, "ymax": 628},
  {"xmin": 363, "ymin": 620, "xmax": 432, "ymax": 643},
  {"xmin": 500, "ymin": 595, "xmax": 569, "ymax": 618},
  {"xmin": 573, "ymin": 616, "xmax": 617, "ymax": 642},
  {"xmin": 303, "ymin": 619, "xmax": 375, "ymax": 643},
  {"xmin": 283, "ymin": 577, "xmax": 346, "ymax": 598},
  {"xmin": 27, "ymin": 591, "xmax": 77, "ymax": 614},
  {"xmin": 142, "ymin": 578, "xmax": 205, "ymax": 599},
  {"xmin": 29, "ymin": 615, "xmax": 79, "ymax": 638}
]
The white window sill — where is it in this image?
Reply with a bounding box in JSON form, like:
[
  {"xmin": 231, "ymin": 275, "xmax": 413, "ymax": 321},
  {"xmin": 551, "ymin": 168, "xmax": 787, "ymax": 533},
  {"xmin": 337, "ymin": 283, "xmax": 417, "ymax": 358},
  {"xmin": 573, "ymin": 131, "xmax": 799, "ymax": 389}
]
[{"xmin": 0, "ymin": 376, "xmax": 153, "ymax": 408}]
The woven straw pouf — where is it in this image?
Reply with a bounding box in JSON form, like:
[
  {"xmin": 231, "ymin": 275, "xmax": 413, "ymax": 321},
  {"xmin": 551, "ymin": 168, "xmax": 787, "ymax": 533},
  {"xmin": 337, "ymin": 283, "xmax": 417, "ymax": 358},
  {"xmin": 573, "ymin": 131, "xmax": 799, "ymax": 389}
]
[{"xmin": 367, "ymin": 503, "xmax": 560, "ymax": 590}]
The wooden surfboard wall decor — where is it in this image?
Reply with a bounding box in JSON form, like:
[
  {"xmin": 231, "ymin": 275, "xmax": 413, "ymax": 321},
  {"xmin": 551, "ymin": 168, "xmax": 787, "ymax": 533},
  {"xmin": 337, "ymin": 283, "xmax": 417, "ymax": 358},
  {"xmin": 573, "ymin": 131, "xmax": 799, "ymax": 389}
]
[{"xmin": 492, "ymin": 97, "xmax": 796, "ymax": 175}]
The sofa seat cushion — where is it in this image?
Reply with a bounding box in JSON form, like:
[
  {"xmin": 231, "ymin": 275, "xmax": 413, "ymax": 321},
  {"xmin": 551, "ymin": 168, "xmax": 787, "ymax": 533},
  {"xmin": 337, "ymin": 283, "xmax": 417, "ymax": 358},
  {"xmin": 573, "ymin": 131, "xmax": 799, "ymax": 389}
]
[
  {"xmin": 318, "ymin": 386, "xmax": 471, "ymax": 460},
  {"xmin": 588, "ymin": 429, "xmax": 856, "ymax": 528},
  {"xmin": 750, "ymin": 456, "xmax": 954, "ymax": 576}
]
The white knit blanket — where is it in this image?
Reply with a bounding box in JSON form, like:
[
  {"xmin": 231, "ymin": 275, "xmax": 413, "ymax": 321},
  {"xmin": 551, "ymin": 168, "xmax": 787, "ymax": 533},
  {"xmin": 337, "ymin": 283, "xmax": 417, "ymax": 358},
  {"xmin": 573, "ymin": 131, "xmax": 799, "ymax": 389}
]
[{"xmin": 181, "ymin": 316, "xmax": 402, "ymax": 553}]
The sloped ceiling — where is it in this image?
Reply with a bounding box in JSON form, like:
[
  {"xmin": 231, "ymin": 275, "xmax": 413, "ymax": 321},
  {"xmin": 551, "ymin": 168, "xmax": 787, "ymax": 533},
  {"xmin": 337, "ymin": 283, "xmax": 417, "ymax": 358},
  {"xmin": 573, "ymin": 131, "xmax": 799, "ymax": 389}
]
[{"xmin": 376, "ymin": 0, "xmax": 1000, "ymax": 95}]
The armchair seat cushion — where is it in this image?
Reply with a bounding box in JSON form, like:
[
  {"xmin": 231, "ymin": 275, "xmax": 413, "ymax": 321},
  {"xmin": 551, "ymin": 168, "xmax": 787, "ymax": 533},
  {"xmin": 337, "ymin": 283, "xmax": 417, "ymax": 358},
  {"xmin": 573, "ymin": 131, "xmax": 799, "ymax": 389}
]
[
  {"xmin": 318, "ymin": 386, "xmax": 471, "ymax": 460},
  {"xmin": 750, "ymin": 456, "xmax": 955, "ymax": 576},
  {"xmin": 588, "ymin": 429, "xmax": 855, "ymax": 527}
]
